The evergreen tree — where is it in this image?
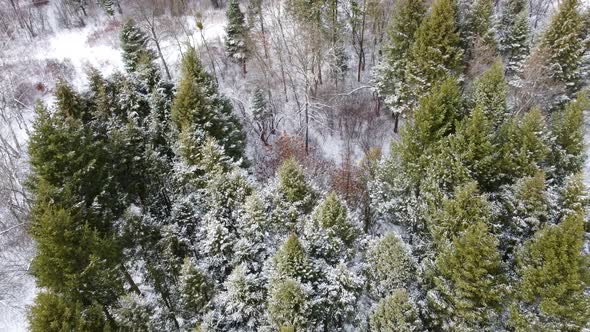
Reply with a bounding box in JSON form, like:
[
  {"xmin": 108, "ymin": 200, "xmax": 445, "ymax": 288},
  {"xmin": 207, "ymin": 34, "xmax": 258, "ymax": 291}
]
[
  {"xmin": 463, "ymin": 0, "xmax": 497, "ymax": 52},
  {"xmin": 550, "ymin": 94, "xmax": 588, "ymax": 181},
  {"xmin": 98, "ymin": 0, "xmax": 115, "ymax": 16},
  {"xmin": 398, "ymin": 77, "xmax": 462, "ymax": 185},
  {"xmin": 250, "ymin": 88, "xmax": 274, "ymax": 144},
  {"xmin": 499, "ymin": 0, "xmax": 530, "ymax": 78},
  {"xmin": 273, "ymin": 234, "xmax": 313, "ymax": 282},
  {"xmin": 172, "ymin": 48, "xmax": 246, "ymax": 162},
  {"xmin": 367, "ymin": 233, "xmax": 415, "ymax": 297},
  {"xmin": 511, "ymin": 212, "xmax": 590, "ymax": 331},
  {"xmin": 178, "ymin": 258, "xmax": 212, "ymax": 324},
  {"xmin": 277, "ymin": 158, "xmax": 316, "ymax": 213},
  {"xmin": 268, "ymin": 278, "xmax": 310, "ymax": 331},
  {"xmin": 472, "ymin": 61, "xmax": 509, "ymax": 129},
  {"xmin": 28, "ymin": 292, "xmax": 108, "ymax": 332},
  {"xmin": 120, "ymin": 19, "xmax": 156, "ymax": 74},
  {"xmin": 429, "ymin": 181, "xmax": 492, "ymax": 247},
  {"xmin": 450, "ymin": 107, "xmax": 497, "ymax": 190},
  {"xmin": 202, "ymin": 263, "xmax": 266, "ymax": 331},
  {"xmin": 497, "ymin": 108, "xmax": 550, "ymax": 183},
  {"xmin": 428, "ymin": 222, "xmax": 506, "ymax": 331},
  {"xmin": 312, "ymin": 192, "xmax": 356, "ymax": 246},
  {"xmin": 370, "ymin": 289, "xmax": 423, "ymax": 332},
  {"xmin": 557, "ymin": 173, "xmax": 588, "ymax": 223},
  {"xmin": 539, "ymin": 0, "xmax": 585, "ymax": 103},
  {"xmin": 373, "ymin": 0, "xmax": 426, "ymax": 130},
  {"xmin": 407, "ymin": 0, "xmax": 463, "ymax": 108},
  {"xmin": 225, "ymin": 0, "xmax": 250, "ymax": 76}
]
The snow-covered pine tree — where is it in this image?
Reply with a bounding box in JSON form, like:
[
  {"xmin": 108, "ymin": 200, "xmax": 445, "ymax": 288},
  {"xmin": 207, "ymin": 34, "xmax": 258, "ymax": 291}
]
[
  {"xmin": 510, "ymin": 211, "xmax": 590, "ymax": 331},
  {"xmin": 549, "ymin": 94, "xmax": 588, "ymax": 181},
  {"xmin": 367, "ymin": 233, "xmax": 415, "ymax": 297},
  {"xmin": 120, "ymin": 19, "xmax": 156, "ymax": 74},
  {"xmin": 98, "ymin": 0, "xmax": 114, "ymax": 16},
  {"xmin": 427, "ymin": 222, "xmax": 506, "ymax": 331},
  {"xmin": 172, "ymin": 47, "xmax": 246, "ymax": 163},
  {"xmin": 373, "ymin": 0, "xmax": 426, "ymax": 131},
  {"xmin": 369, "ymin": 289, "xmax": 423, "ymax": 332},
  {"xmin": 462, "ymin": 0, "xmax": 497, "ymax": 54},
  {"xmin": 225, "ymin": 0, "xmax": 250, "ymax": 76},
  {"xmin": 472, "ymin": 61, "xmax": 509, "ymax": 129},
  {"xmin": 539, "ymin": 0, "xmax": 585, "ymax": 105},
  {"xmin": 498, "ymin": 0, "xmax": 530, "ymax": 78},
  {"xmin": 406, "ymin": 0, "xmax": 463, "ymax": 109},
  {"xmin": 267, "ymin": 278, "xmax": 310, "ymax": 331},
  {"xmin": 450, "ymin": 107, "xmax": 497, "ymax": 191}
]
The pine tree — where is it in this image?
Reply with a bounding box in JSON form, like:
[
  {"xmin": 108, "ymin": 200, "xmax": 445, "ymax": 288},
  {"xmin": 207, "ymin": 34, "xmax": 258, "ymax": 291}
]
[
  {"xmin": 497, "ymin": 107, "xmax": 549, "ymax": 183},
  {"xmin": 373, "ymin": 0, "xmax": 426, "ymax": 130},
  {"xmin": 398, "ymin": 77, "xmax": 462, "ymax": 185},
  {"xmin": 28, "ymin": 292, "xmax": 108, "ymax": 332},
  {"xmin": 172, "ymin": 48, "xmax": 246, "ymax": 162},
  {"xmin": 498, "ymin": 0, "xmax": 530, "ymax": 78},
  {"xmin": 550, "ymin": 94, "xmax": 588, "ymax": 181},
  {"xmin": 98, "ymin": 0, "xmax": 114, "ymax": 16},
  {"xmin": 428, "ymin": 222, "xmax": 506, "ymax": 331},
  {"xmin": 312, "ymin": 192, "xmax": 356, "ymax": 246},
  {"xmin": 511, "ymin": 212, "xmax": 590, "ymax": 331},
  {"xmin": 277, "ymin": 158, "xmax": 316, "ymax": 213},
  {"xmin": 178, "ymin": 258, "xmax": 212, "ymax": 323},
  {"xmin": 250, "ymin": 88, "xmax": 274, "ymax": 144},
  {"xmin": 120, "ymin": 19, "xmax": 156, "ymax": 74},
  {"xmin": 370, "ymin": 289, "xmax": 423, "ymax": 332},
  {"xmin": 539, "ymin": 0, "xmax": 585, "ymax": 103},
  {"xmin": 557, "ymin": 173, "xmax": 588, "ymax": 223},
  {"xmin": 268, "ymin": 278, "xmax": 310, "ymax": 331},
  {"xmin": 429, "ymin": 181, "xmax": 492, "ymax": 247},
  {"xmin": 367, "ymin": 233, "xmax": 415, "ymax": 297},
  {"xmin": 273, "ymin": 234, "xmax": 313, "ymax": 282},
  {"xmin": 407, "ymin": 0, "xmax": 463, "ymax": 108},
  {"xmin": 472, "ymin": 61, "xmax": 509, "ymax": 129},
  {"xmin": 463, "ymin": 0, "xmax": 497, "ymax": 52},
  {"xmin": 225, "ymin": 0, "xmax": 250, "ymax": 76},
  {"xmin": 202, "ymin": 263, "xmax": 266, "ymax": 331},
  {"xmin": 500, "ymin": 171, "xmax": 549, "ymax": 255},
  {"xmin": 450, "ymin": 107, "xmax": 497, "ymax": 190}
]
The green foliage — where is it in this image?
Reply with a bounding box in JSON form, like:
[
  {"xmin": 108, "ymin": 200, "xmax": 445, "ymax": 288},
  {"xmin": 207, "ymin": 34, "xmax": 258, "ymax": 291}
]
[
  {"xmin": 399, "ymin": 77, "xmax": 462, "ymax": 185},
  {"xmin": 429, "ymin": 222, "xmax": 506, "ymax": 331},
  {"xmin": 172, "ymin": 48, "xmax": 246, "ymax": 162},
  {"xmin": 429, "ymin": 181, "xmax": 492, "ymax": 247},
  {"xmin": 511, "ymin": 212, "xmax": 590, "ymax": 331},
  {"xmin": 278, "ymin": 158, "xmax": 315, "ymax": 212},
  {"xmin": 407, "ymin": 0, "xmax": 463, "ymax": 106},
  {"xmin": 179, "ymin": 258, "xmax": 212, "ymax": 320},
  {"xmin": 268, "ymin": 278, "xmax": 309, "ymax": 330},
  {"xmin": 473, "ymin": 62, "xmax": 508, "ymax": 129},
  {"xmin": 368, "ymin": 233, "xmax": 414, "ymax": 296},
  {"xmin": 463, "ymin": 0, "xmax": 497, "ymax": 51},
  {"xmin": 28, "ymin": 292, "xmax": 109, "ymax": 332},
  {"xmin": 374, "ymin": 0, "xmax": 426, "ymax": 114},
  {"xmin": 499, "ymin": 0, "xmax": 530, "ymax": 76},
  {"xmin": 451, "ymin": 107, "xmax": 497, "ymax": 190},
  {"xmin": 225, "ymin": 0, "xmax": 249, "ymax": 62},
  {"xmin": 370, "ymin": 289, "xmax": 423, "ymax": 332},
  {"xmin": 120, "ymin": 19, "xmax": 155, "ymax": 74},
  {"xmin": 497, "ymin": 108, "xmax": 549, "ymax": 183},
  {"xmin": 312, "ymin": 192, "xmax": 356, "ymax": 245},
  {"xmin": 540, "ymin": 0, "xmax": 585, "ymax": 99},
  {"xmin": 274, "ymin": 234, "xmax": 312, "ymax": 281},
  {"xmin": 550, "ymin": 94, "xmax": 588, "ymax": 180}
]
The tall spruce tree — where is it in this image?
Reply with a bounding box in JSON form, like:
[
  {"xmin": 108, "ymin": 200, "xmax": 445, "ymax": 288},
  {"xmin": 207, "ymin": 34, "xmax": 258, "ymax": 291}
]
[
  {"xmin": 120, "ymin": 19, "xmax": 156, "ymax": 74},
  {"xmin": 511, "ymin": 212, "xmax": 590, "ymax": 331},
  {"xmin": 499, "ymin": 0, "xmax": 530, "ymax": 77},
  {"xmin": 172, "ymin": 48, "xmax": 246, "ymax": 162},
  {"xmin": 225, "ymin": 0, "xmax": 250, "ymax": 76},
  {"xmin": 407, "ymin": 0, "xmax": 463, "ymax": 109},
  {"xmin": 373, "ymin": 0, "xmax": 426, "ymax": 131},
  {"xmin": 539, "ymin": 0, "xmax": 585, "ymax": 103},
  {"xmin": 428, "ymin": 222, "xmax": 506, "ymax": 331}
]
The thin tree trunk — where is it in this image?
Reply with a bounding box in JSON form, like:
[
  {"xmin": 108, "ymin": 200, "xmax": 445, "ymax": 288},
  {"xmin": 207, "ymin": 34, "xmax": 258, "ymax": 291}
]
[
  {"xmin": 151, "ymin": 27, "xmax": 172, "ymax": 80},
  {"xmin": 357, "ymin": 0, "xmax": 366, "ymax": 82},
  {"xmin": 393, "ymin": 113, "xmax": 399, "ymax": 133}
]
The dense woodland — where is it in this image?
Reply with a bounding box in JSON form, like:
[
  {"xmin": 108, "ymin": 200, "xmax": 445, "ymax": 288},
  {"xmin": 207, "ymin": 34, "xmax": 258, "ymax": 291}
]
[{"xmin": 0, "ymin": 0, "xmax": 590, "ymax": 330}]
